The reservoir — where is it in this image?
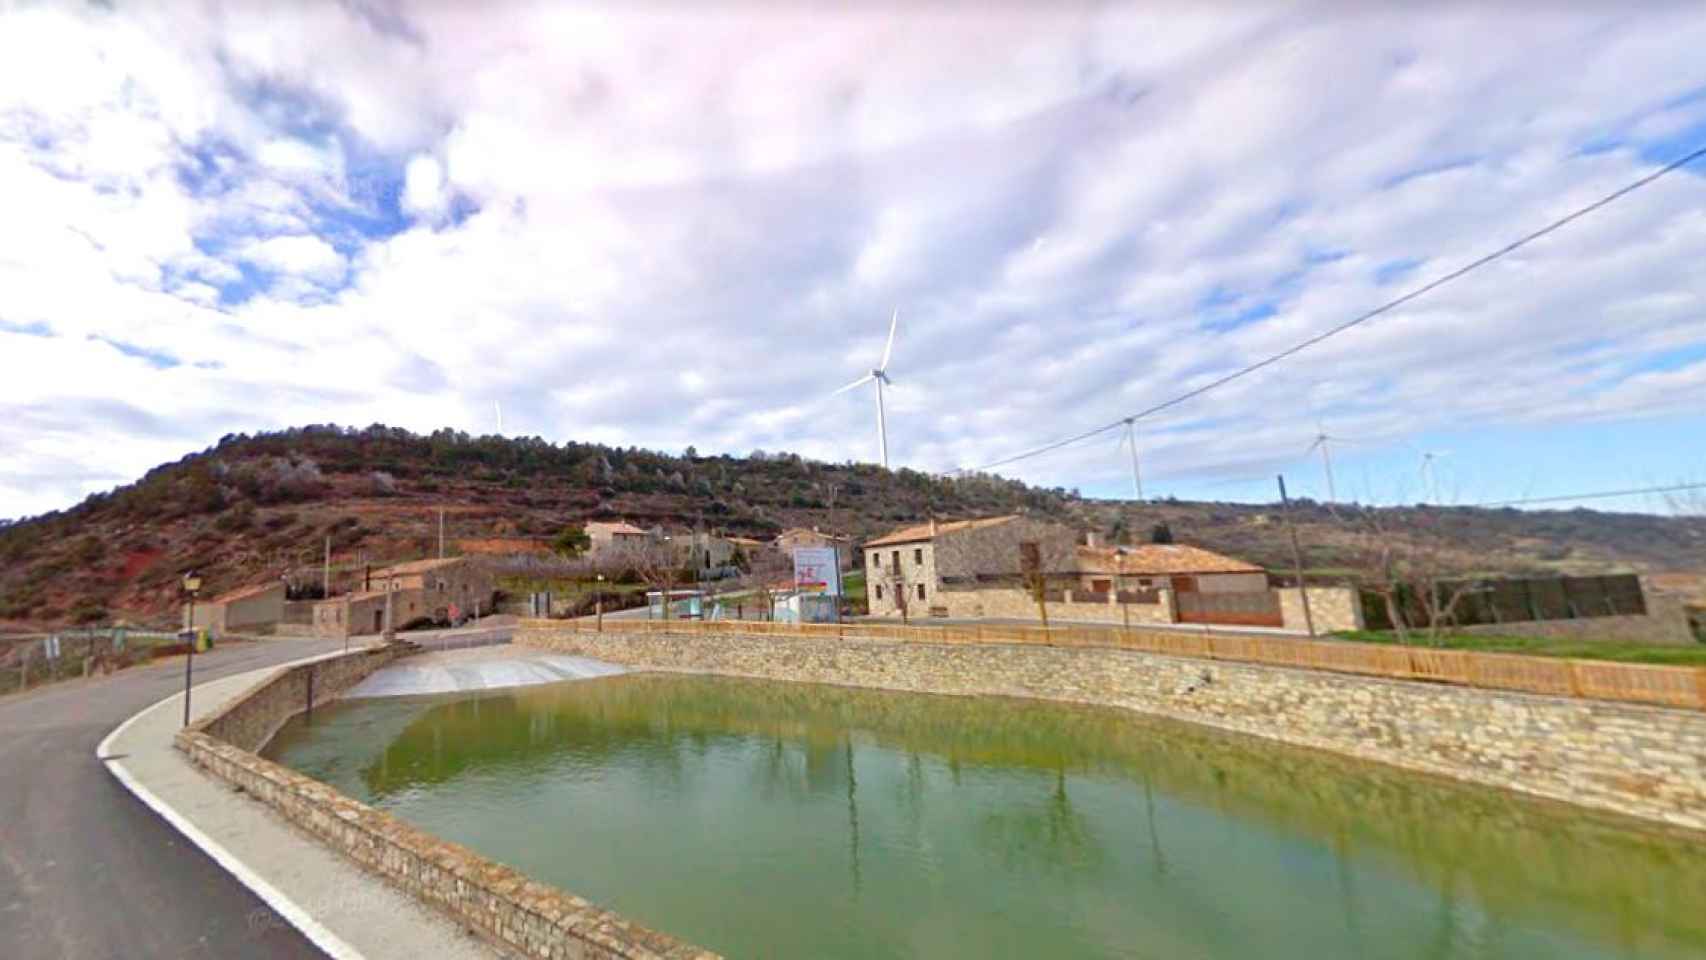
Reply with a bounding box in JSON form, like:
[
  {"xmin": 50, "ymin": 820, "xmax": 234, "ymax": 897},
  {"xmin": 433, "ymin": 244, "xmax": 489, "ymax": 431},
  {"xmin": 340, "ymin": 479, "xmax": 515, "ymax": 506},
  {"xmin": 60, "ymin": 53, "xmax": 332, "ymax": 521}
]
[{"xmin": 265, "ymin": 673, "xmax": 1706, "ymax": 959}]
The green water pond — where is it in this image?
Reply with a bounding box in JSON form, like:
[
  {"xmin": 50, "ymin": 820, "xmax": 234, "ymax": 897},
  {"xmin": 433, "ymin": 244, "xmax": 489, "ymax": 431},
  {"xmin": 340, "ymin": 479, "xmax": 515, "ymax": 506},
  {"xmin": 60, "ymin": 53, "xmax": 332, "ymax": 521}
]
[{"xmin": 264, "ymin": 673, "xmax": 1706, "ymax": 959}]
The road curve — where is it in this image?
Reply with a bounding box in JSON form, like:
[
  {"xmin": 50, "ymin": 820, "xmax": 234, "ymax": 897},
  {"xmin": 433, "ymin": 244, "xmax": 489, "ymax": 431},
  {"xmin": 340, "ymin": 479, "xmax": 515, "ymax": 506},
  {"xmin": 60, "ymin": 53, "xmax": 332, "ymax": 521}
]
[{"xmin": 0, "ymin": 636, "xmax": 346, "ymax": 960}]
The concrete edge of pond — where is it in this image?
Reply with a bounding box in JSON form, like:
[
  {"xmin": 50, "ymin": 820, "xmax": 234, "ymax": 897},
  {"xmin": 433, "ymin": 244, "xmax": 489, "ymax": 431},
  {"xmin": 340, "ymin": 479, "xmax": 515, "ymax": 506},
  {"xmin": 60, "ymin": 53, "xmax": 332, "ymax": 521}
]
[
  {"xmin": 345, "ymin": 645, "xmax": 628, "ymax": 698},
  {"xmin": 98, "ymin": 654, "xmax": 506, "ymax": 960}
]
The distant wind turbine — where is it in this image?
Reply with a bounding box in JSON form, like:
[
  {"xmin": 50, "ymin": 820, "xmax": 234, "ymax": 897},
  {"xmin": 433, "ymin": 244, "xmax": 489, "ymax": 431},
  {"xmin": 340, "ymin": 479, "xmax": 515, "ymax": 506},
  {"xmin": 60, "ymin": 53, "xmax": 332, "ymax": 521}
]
[
  {"xmin": 494, "ymin": 400, "xmax": 504, "ymax": 435},
  {"xmin": 1419, "ymin": 450, "xmax": 1450, "ymax": 504},
  {"xmin": 1305, "ymin": 425, "xmax": 1351, "ymax": 503},
  {"xmin": 1119, "ymin": 419, "xmax": 1144, "ymax": 501},
  {"xmin": 831, "ymin": 308, "xmax": 900, "ymax": 469}
]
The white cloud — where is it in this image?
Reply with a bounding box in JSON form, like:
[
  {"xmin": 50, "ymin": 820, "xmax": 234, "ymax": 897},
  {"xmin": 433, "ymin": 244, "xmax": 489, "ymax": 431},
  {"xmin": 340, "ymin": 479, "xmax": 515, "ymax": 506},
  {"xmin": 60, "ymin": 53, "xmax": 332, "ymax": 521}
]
[
  {"xmin": 401, "ymin": 154, "xmax": 447, "ymax": 220},
  {"xmin": 3, "ymin": 1, "xmax": 1706, "ymax": 518},
  {"xmin": 239, "ymin": 234, "xmax": 346, "ymax": 287}
]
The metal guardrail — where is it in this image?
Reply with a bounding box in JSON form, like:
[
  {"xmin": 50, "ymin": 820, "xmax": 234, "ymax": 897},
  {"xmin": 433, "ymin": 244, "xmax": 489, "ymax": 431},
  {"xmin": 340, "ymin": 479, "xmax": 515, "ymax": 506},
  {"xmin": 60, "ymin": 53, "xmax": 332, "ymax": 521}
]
[{"xmin": 525, "ymin": 617, "xmax": 1706, "ymax": 712}]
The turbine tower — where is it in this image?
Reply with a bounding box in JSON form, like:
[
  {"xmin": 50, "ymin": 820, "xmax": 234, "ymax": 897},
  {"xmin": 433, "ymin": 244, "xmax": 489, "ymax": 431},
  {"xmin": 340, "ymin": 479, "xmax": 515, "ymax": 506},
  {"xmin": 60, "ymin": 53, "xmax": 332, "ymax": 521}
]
[
  {"xmin": 1120, "ymin": 418, "xmax": 1144, "ymax": 501},
  {"xmin": 1305, "ymin": 425, "xmax": 1345, "ymax": 503},
  {"xmin": 831, "ymin": 308, "xmax": 900, "ymax": 469},
  {"xmin": 1419, "ymin": 450, "xmax": 1450, "ymax": 504}
]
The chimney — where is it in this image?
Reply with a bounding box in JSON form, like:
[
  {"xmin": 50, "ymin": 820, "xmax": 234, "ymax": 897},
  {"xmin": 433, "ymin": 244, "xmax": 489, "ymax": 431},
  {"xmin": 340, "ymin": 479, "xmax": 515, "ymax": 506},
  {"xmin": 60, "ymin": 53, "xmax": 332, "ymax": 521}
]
[{"xmin": 929, "ymin": 517, "xmax": 939, "ymax": 537}]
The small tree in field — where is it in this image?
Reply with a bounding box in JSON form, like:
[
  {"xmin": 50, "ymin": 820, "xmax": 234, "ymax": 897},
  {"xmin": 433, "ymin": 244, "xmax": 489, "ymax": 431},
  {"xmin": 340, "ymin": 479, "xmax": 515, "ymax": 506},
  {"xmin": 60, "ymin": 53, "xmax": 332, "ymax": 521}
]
[{"xmin": 552, "ymin": 526, "xmax": 591, "ymax": 558}]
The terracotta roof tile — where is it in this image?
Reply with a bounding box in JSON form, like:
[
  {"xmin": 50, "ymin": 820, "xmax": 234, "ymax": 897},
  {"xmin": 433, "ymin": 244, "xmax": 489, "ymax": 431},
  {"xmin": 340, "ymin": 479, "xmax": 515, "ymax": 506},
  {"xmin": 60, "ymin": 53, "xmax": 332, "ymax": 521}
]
[
  {"xmin": 1075, "ymin": 544, "xmax": 1264, "ymax": 576},
  {"xmin": 864, "ymin": 515, "xmax": 1020, "ymax": 548},
  {"xmin": 371, "ymin": 557, "xmax": 465, "ymax": 577},
  {"xmin": 210, "ymin": 581, "xmax": 282, "ymax": 604}
]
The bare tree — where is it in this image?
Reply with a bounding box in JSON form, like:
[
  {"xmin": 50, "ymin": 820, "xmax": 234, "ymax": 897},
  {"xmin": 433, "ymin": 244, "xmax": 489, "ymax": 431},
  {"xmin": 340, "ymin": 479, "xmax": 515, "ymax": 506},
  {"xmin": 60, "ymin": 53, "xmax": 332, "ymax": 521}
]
[
  {"xmin": 1346, "ymin": 507, "xmax": 1482, "ymax": 645},
  {"xmin": 731, "ymin": 548, "xmax": 792, "ymax": 621},
  {"xmin": 629, "ymin": 535, "xmax": 691, "ymax": 621}
]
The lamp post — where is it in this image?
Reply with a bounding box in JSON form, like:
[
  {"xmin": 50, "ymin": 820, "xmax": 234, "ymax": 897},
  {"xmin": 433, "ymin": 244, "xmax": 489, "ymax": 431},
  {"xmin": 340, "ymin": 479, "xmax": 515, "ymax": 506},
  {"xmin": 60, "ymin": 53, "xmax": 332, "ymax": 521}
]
[
  {"xmin": 181, "ymin": 570, "xmax": 202, "ymax": 727},
  {"xmin": 595, "ymin": 573, "xmax": 605, "ymax": 633}
]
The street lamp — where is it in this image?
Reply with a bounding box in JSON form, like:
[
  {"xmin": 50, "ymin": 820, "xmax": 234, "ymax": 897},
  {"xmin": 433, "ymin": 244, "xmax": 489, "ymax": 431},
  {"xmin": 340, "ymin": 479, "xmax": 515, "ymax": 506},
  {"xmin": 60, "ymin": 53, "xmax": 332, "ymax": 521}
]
[
  {"xmin": 181, "ymin": 570, "xmax": 202, "ymax": 727},
  {"xmin": 595, "ymin": 573, "xmax": 605, "ymax": 634}
]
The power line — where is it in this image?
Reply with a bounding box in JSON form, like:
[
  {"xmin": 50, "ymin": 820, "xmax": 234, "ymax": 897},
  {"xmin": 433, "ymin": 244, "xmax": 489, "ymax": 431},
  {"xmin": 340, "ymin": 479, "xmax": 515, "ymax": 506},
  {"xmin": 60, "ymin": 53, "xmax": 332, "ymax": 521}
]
[
  {"xmin": 1472, "ymin": 481, "xmax": 1706, "ymax": 508},
  {"xmin": 972, "ymin": 142, "xmax": 1706, "ymax": 473}
]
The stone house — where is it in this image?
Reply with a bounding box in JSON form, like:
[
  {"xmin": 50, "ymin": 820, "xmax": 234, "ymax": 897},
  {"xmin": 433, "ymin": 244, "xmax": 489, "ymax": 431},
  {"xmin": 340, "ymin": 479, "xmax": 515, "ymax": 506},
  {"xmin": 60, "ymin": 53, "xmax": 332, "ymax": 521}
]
[
  {"xmin": 192, "ymin": 580, "xmax": 287, "ymax": 635},
  {"xmin": 862, "ymin": 516, "xmax": 1079, "ymax": 618},
  {"xmin": 311, "ymin": 556, "xmax": 495, "ymax": 639},
  {"xmin": 775, "ymin": 527, "xmax": 853, "ymax": 570},
  {"xmin": 683, "ymin": 532, "xmax": 739, "ymax": 577},
  {"xmin": 1074, "ymin": 544, "xmax": 1268, "ymax": 595},
  {"xmin": 585, "ymin": 521, "xmax": 655, "ymax": 560}
]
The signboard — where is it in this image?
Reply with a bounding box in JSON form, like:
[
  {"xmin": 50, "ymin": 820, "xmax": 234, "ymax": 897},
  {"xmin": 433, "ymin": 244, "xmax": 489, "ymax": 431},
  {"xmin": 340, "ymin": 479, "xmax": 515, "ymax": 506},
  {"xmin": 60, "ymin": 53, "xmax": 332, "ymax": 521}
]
[{"xmin": 792, "ymin": 547, "xmax": 842, "ymax": 597}]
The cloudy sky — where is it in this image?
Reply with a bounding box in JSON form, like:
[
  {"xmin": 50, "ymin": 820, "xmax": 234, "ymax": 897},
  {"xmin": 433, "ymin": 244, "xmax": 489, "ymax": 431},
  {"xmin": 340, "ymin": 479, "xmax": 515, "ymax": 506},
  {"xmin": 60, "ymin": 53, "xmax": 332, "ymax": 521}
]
[{"xmin": 3, "ymin": 1, "xmax": 1705, "ymax": 521}]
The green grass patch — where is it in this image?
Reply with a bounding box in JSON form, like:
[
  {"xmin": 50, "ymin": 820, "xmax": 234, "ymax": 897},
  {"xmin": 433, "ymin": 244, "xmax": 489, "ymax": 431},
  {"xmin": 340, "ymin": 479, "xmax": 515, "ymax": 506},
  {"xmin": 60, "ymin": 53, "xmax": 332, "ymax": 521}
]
[{"xmin": 1330, "ymin": 629, "xmax": 1706, "ymax": 666}]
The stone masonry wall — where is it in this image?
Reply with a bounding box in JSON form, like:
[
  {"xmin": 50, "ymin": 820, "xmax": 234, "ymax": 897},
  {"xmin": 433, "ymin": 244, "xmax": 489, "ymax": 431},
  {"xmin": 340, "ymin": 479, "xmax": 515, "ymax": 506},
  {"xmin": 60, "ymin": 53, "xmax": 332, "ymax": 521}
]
[
  {"xmin": 518, "ymin": 624, "xmax": 1706, "ymax": 832},
  {"xmin": 936, "ymin": 585, "xmax": 1174, "ymax": 625},
  {"xmin": 177, "ymin": 645, "xmax": 714, "ymax": 960},
  {"xmin": 1278, "ymin": 586, "xmax": 1364, "ymax": 633},
  {"xmin": 195, "ymin": 645, "xmax": 410, "ymax": 752}
]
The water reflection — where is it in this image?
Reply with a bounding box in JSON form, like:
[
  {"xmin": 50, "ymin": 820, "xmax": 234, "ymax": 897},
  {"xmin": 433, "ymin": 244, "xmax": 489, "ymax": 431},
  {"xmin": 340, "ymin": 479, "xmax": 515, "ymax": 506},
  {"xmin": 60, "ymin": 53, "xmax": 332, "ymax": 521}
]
[{"xmin": 265, "ymin": 674, "xmax": 1706, "ymax": 960}]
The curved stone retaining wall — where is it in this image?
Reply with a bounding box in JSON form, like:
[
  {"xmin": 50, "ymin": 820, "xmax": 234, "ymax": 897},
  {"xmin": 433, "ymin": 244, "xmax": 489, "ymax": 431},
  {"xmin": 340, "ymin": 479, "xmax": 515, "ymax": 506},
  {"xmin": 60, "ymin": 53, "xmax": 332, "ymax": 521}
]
[
  {"xmin": 175, "ymin": 644, "xmax": 713, "ymax": 960},
  {"xmin": 517, "ymin": 624, "xmax": 1706, "ymax": 833}
]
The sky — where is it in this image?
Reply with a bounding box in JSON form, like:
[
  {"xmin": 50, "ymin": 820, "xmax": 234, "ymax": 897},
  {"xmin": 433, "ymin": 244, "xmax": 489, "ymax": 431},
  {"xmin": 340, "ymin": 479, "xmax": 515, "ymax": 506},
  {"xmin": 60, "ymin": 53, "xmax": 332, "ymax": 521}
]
[{"xmin": 2, "ymin": 1, "xmax": 1705, "ymax": 521}]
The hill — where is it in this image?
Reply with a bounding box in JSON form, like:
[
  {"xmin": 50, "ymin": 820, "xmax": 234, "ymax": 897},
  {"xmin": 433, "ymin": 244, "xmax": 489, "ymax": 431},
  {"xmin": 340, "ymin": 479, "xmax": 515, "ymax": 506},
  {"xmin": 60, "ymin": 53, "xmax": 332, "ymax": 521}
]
[{"xmin": 1, "ymin": 425, "xmax": 1702, "ymax": 628}]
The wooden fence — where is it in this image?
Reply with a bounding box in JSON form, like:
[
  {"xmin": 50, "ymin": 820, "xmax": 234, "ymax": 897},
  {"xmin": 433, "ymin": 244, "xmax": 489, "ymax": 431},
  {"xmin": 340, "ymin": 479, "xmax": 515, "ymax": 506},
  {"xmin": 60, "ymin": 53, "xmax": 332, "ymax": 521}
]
[{"xmin": 529, "ymin": 617, "xmax": 1706, "ymax": 712}]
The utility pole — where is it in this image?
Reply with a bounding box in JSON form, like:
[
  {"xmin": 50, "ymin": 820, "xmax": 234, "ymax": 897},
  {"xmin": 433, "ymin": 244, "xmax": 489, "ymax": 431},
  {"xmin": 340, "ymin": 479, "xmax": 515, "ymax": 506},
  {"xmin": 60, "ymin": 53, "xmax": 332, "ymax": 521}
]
[
  {"xmin": 1278, "ymin": 475, "xmax": 1316, "ymax": 637},
  {"xmin": 322, "ymin": 536, "xmax": 331, "ymax": 599},
  {"xmin": 1123, "ymin": 419, "xmax": 1144, "ymax": 501},
  {"xmin": 438, "ymin": 508, "xmax": 445, "ymax": 560}
]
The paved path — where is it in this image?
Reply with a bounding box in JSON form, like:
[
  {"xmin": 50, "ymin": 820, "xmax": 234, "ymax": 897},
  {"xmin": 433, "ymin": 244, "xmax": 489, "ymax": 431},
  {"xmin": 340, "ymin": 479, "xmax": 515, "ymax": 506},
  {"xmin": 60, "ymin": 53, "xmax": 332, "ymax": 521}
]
[{"xmin": 0, "ymin": 638, "xmax": 343, "ymax": 960}]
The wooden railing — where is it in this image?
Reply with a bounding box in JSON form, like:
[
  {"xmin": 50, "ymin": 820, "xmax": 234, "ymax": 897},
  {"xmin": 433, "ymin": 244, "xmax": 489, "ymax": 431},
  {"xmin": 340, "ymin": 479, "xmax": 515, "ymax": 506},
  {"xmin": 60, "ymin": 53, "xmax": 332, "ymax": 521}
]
[{"xmin": 526, "ymin": 617, "xmax": 1706, "ymax": 712}]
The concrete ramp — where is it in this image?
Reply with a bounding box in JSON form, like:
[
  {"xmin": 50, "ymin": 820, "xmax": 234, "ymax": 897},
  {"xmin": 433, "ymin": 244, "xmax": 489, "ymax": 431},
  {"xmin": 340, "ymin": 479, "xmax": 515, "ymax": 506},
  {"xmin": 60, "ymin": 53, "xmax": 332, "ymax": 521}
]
[{"xmin": 346, "ymin": 645, "xmax": 625, "ymax": 698}]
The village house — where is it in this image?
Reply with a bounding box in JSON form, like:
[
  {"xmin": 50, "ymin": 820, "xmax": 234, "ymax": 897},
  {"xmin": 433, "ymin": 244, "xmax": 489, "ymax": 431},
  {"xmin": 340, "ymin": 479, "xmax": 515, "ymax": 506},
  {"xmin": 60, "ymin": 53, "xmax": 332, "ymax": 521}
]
[
  {"xmin": 682, "ymin": 531, "xmax": 739, "ymax": 576},
  {"xmin": 1074, "ymin": 542, "xmax": 1268, "ymax": 596},
  {"xmin": 862, "ymin": 515, "xmax": 1079, "ymax": 618},
  {"xmin": 191, "ymin": 580, "xmax": 287, "ymax": 636},
  {"xmin": 585, "ymin": 520, "xmax": 655, "ymax": 560},
  {"xmin": 311, "ymin": 556, "xmax": 495, "ymax": 639},
  {"xmin": 775, "ymin": 527, "xmax": 854, "ymax": 569}
]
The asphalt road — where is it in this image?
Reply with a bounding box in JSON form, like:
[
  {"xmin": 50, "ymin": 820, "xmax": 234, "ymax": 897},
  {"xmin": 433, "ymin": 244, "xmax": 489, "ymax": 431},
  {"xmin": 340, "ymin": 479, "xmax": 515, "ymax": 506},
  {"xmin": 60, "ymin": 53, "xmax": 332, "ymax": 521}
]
[{"xmin": 0, "ymin": 636, "xmax": 346, "ymax": 960}]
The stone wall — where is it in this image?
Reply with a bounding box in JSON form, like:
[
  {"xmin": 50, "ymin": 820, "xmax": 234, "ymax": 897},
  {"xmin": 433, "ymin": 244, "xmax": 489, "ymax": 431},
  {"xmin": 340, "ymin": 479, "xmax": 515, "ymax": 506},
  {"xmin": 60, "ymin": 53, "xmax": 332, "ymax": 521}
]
[
  {"xmin": 1278, "ymin": 586, "xmax": 1364, "ymax": 633},
  {"xmin": 935, "ymin": 585, "xmax": 1174, "ymax": 625},
  {"xmin": 518, "ymin": 624, "xmax": 1706, "ymax": 832},
  {"xmin": 193, "ymin": 645, "xmax": 412, "ymax": 752},
  {"xmin": 177, "ymin": 734, "xmax": 708, "ymax": 960},
  {"xmin": 176, "ymin": 644, "xmax": 712, "ymax": 960}
]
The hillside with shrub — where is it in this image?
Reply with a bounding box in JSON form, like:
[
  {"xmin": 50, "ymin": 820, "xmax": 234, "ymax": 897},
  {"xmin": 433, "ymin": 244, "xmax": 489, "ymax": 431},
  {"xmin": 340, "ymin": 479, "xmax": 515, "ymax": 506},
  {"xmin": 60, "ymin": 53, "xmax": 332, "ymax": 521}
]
[{"xmin": 1, "ymin": 425, "xmax": 1702, "ymax": 628}]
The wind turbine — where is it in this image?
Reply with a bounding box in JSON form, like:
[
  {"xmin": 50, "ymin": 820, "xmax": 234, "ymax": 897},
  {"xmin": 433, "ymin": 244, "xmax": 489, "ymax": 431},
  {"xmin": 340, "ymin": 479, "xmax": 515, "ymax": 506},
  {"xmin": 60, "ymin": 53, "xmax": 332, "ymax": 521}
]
[
  {"xmin": 831, "ymin": 308, "xmax": 900, "ymax": 469},
  {"xmin": 1305, "ymin": 425, "xmax": 1348, "ymax": 504},
  {"xmin": 494, "ymin": 400, "xmax": 504, "ymax": 436},
  {"xmin": 1119, "ymin": 418, "xmax": 1144, "ymax": 501},
  {"xmin": 1419, "ymin": 450, "xmax": 1450, "ymax": 504}
]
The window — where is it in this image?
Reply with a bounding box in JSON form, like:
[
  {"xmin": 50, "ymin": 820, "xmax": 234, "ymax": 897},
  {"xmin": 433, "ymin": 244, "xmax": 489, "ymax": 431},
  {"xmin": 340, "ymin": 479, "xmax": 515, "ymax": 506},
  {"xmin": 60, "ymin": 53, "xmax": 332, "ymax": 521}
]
[
  {"xmin": 913, "ymin": 547, "xmax": 923, "ymax": 565},
  {"xmin": 870, "ymin": 584, "xmax": 880, "ymax": 600},
  {"xmin": 891, "ymin": 550, "xmax": 900, "ymax": 571},
  {"xmin": 871, "ymin": 552, "xmax": 880, "ymax": 569},
  {"xmin": 917, "ymin": 583, "xmax": 927, "ymax": 601}
]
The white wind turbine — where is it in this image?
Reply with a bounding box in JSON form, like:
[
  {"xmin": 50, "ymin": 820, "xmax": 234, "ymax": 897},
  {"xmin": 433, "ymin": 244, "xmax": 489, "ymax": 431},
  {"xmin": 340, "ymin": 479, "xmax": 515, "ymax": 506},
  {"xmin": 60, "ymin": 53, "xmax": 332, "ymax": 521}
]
[
  {"xmin": 1419, "ymin": 449, "xmax": 1450, "ymax": 504},
  {"xmin": 1119, "ymin": 418, "xmax": 1144, "ymax": 501},
  {"xmin": 831, "ymin": 308, "xmax": 900, "ymax": 469},
  {"xmin": 1305, "ymin": 424, "xmax": 1351, "ymax": 504}
]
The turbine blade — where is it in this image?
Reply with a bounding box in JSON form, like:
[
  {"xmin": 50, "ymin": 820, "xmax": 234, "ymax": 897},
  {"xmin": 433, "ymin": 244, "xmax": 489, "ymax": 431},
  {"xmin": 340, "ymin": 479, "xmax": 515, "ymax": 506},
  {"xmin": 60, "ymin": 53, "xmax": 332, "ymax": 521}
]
[
  {"xmin": 879, "ymin": 307, "xmax": 899, "ymax": 371},
  {"xmin": 830, "ymin": 374, "xmax": 874, "ymax": 397}
]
